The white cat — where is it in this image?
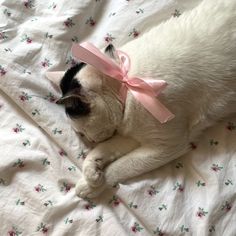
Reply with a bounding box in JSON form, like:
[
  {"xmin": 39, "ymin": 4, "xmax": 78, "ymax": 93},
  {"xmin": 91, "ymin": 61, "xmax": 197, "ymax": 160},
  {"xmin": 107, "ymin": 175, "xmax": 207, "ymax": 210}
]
[{"xmin": 47, "ymin": 0, "xmax": 236, "ymax": 198}]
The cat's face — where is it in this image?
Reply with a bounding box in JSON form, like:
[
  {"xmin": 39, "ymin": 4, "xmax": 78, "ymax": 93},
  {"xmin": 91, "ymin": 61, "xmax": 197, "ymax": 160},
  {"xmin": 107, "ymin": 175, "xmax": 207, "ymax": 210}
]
[{"xmin": 57, "ymin": 61, "xmax": 123, "ymax": 143}]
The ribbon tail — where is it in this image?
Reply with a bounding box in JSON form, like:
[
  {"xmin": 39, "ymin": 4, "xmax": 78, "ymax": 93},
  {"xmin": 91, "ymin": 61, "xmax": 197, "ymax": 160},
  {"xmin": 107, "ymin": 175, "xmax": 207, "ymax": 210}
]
[
  {"xmin": 142, "ymin": 79, "xmax": 168, "ymax": 96},
  {"xmin": 129, "ymin": 90, "xmax": 175, "ymax": 123},
  {"xmin": 126, "ymin": 77, "xmax": 168, "ymax": 97}
]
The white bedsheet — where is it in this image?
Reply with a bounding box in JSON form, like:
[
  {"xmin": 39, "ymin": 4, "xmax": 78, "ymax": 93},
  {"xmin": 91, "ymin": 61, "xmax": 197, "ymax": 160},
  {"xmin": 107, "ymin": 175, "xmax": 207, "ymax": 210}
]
[{"xmin": 1, "ymin": 0, "xmax": 236, "ymax": 235}]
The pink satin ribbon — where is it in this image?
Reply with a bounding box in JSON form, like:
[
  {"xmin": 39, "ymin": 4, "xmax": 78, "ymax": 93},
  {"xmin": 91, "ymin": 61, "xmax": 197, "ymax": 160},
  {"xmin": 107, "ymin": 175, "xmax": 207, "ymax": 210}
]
[{"xmin": 71, "ymin": 42, "xmax": 174, "ymax": 123}]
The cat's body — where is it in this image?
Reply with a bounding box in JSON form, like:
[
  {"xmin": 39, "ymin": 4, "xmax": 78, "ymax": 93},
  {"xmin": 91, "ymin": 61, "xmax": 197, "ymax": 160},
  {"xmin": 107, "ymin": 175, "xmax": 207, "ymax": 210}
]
[{"xmin": 47, "ymin": 0, "xmax": 236, "ymax": 198}]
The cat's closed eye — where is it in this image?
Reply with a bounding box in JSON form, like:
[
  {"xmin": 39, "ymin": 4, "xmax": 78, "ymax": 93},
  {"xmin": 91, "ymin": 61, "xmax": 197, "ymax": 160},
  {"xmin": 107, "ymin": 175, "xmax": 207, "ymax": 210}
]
[{"xmin": 65, "ymin": 96, "xmax": 90, "ymax": 118}]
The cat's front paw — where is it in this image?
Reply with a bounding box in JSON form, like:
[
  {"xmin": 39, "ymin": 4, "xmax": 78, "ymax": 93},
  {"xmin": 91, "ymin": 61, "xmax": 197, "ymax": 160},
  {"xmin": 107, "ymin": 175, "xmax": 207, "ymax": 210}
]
[
  {"xmin": 83, "ymin": 160, "xmax": 104, "ymax": 187},
  {"xmin": 75, "ymin": 178, "xmax": 106, "ymax": 199}
]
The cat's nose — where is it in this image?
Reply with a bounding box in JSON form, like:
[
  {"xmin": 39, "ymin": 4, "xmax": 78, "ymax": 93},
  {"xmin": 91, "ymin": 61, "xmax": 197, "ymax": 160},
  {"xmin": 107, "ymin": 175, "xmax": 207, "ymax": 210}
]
[
  {"xmin": 56, "ymin": 98, "xmax": 63, "ymax": 104},
  {"xmin": 79, "ymin": 132, "xmax": 85, "ymax": 137}
]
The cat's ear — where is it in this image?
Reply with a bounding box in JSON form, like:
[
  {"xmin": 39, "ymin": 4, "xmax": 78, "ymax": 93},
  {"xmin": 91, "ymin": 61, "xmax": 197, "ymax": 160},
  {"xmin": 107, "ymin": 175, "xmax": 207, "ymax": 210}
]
[
  {"xmin": 45, "ymin": 71, "xmax": 65, "ymax": 87},
  {"xmin": 104, "ymin": 44, "xmax": 119, "ymax": 62}
]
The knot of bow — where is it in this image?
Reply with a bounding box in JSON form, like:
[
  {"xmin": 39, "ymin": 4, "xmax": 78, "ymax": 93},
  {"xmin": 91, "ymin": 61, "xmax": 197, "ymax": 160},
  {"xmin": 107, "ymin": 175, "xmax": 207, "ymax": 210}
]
[{"xmin": 71, "ymin": 42, "xmax": 174, "ymax": 123}]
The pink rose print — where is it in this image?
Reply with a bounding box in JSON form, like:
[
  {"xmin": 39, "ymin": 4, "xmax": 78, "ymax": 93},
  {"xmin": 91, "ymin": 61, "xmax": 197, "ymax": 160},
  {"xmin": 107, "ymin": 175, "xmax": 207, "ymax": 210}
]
[
  {"xmin": 63, "ymin": 18, "xmax": 75, "ymax": 28},
  {"xmin": 19, "ymin": 92, "xmax": 32, "ymax": 102},
  {"xmin": 60, "ymin": 182, "xmax": 73, "ymax": 193},
  {"xmin": 41, "ymin": 58, "xmax": 52, "ymax": 68},
  {"xmin": 21, "ymin": 34, "xmax": 33, "ymax": 43},
  {"xmin": 109, "ymin": 195, "xmax": 121, "ymax": 207},
  {"xmin": 12, "ymin": 159, "xmax": 25, "ymax": 168},
  {"xmin": 128, "ymin": 28, "xmax": 140, "ymax": 38},
  {"xmin": 173, "ymin": 182, "xmax": 184, "ymax": 192},
  {"xmin": 226, "ymin": 122, "xmax": 236, "ymax": 131},
  {"xmin": 7, "ymin": 226, "xmax": 22, "ymax": 236},
  {"xmin": 153, "ymin": 227, "xmax": 165, "ymax": 236},
  {"xmin": 0, "ymin": 31, "xmax": 8, "ymax": 40},
  {"xmin": 84, "ymin": 198, "xmax": 96, "ymax": 210},
  {"xmin": 44, "ymin": 92, "xmax": 56, "ymax": 102},
  {"xmin": 12, "ymin": 124, "xmax": 25, "ymax": 133},
  {"xmin": 0, "ymin": 65, "xmax": 7, "ymax": 76},
  {"xmin": 211, "ymin": 164, "xmax": 223, "ymax": 172},
  {"xmin": 59, "ymin": 149, "xmax": 67, "ymax": 156},
  {"xmin": 86, "ymin": 17, "xmax": 96, "ymax": 26},
  {"xmin": 8, "ymin": 231, "xmax": 16, "ymax": 236},
  {"xmin": 147, "ymin": 185, "xmax": 159, "ymax": 196},
  {"xmin": 34, "ymin": 184, "xmax": 47, "ymax": 192},
  {"xmin": 66, "ymin": 56, "xmax": 77, "ymax": 67},
  {"xmin": 36, "ymin": 223, "xmax": 49, "ymax": 234},
  {"xmin": 131, "ymin": 222, "xmax": 143, "ymax": 233},
  {"xmin": 221, "ymin": 201, "xmax": 232, "ymax": 212},
  {"xmin": 104, "ymin": 33, "xmax": 115, "ymax": 43},
  {"xmin": 196, "ymin": 207, "xmax": 208, "ymax": 218},
  {"xmin": 77, "ymin": 150, "xmax": 86, "ymax": 159},
  {"xmin": 23, "ymin": 0, "xmax": 35, "ymax": 8}
]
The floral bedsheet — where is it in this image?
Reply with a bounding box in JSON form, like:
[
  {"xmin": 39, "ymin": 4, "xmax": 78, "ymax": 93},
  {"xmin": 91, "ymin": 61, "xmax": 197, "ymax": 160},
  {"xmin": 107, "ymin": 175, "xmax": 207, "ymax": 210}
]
[{"xmin": 0, "ymin": 0, "xmax": 236, "ymax": 235}]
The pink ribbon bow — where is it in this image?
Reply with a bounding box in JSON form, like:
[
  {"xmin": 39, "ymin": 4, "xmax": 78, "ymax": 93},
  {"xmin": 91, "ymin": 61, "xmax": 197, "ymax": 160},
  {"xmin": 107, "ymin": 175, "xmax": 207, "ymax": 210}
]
[{"xmin": 71, "ymin": 42, "xmax": 174, "ymax": 123}]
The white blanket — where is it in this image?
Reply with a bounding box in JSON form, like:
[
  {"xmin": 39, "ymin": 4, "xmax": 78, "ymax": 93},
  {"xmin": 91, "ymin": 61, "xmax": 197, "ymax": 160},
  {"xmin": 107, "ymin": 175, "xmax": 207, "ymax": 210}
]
[{"xmin": 1, "ymin": 0, "xmax": 236, "ymax": 235}]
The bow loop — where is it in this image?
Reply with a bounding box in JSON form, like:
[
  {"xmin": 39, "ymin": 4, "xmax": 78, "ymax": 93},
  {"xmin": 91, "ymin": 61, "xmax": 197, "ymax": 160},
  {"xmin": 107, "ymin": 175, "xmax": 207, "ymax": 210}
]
[{"xmin": 71, "ymin": 42, "xmax": 174, "ymax": 123}]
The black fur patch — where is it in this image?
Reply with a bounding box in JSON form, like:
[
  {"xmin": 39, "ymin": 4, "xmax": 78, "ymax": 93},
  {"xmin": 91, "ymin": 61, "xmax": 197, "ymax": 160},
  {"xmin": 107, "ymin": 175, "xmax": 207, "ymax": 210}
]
[
  {"xmin": 59, "ymin": 63, "xmax": 91, "ymax": 117},
  {"xmin": 105, "ymin": 44, "xmax": 116, "ymax": 58},
  {"xmin": 65, "ymin": 97, "xmax": 90, "ymax": 118},
  {"xmin": 60, "ymin": 63, "xmax": 86, "ymax": 95}
]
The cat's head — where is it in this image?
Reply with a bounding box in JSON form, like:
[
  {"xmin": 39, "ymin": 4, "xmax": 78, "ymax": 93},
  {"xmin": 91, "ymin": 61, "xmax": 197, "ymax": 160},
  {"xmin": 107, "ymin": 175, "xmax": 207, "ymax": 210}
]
[{"xmin": 46, "ymin": 44, "xmax": 123, "ymax": 143}]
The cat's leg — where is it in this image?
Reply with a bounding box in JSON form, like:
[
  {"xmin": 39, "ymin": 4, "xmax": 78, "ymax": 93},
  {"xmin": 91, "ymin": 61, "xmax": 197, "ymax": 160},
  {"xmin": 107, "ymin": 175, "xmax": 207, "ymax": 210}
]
[
  {"xmin": 82, "ymin": 135, "xmax": 139, "ymax": 187},
  {"xmin": 76, "ymin": 142, "xmax": 189, "ymax": 198},
  {"xmin": 104, "ymin": 144, "xmax": 189, "ymax": 186},
  {"xmin": 75, "ymin": 177, "xmax": 107, "ymax": 198}
]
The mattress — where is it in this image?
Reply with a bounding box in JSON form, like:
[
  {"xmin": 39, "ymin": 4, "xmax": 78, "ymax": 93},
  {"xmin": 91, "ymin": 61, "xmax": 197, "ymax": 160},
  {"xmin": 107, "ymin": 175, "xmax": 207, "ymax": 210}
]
[{"xmin": 0, "ymin": 0, "xmax": 236, "ymax": 235}]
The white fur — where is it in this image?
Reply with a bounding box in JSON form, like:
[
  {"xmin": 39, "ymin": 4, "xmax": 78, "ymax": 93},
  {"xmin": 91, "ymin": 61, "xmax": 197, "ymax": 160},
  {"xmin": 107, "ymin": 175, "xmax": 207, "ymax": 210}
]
[{"xmin": 66, "ymin": 0, "xmax": 236, "ymax": 198}]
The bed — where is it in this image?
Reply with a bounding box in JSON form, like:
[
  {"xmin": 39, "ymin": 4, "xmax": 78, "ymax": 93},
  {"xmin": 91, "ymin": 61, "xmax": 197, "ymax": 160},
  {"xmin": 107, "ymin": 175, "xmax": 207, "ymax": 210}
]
[{"xmin": 1, "ymin": 0, "xmax": 236, "ymax": 235}]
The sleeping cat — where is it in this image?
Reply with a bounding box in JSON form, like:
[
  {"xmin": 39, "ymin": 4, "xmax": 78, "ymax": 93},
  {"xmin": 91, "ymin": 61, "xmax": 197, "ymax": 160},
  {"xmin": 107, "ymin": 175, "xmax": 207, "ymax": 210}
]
[{"xmin": 47, "ymin": 0, "xmax": 236, "ymax": 198}]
